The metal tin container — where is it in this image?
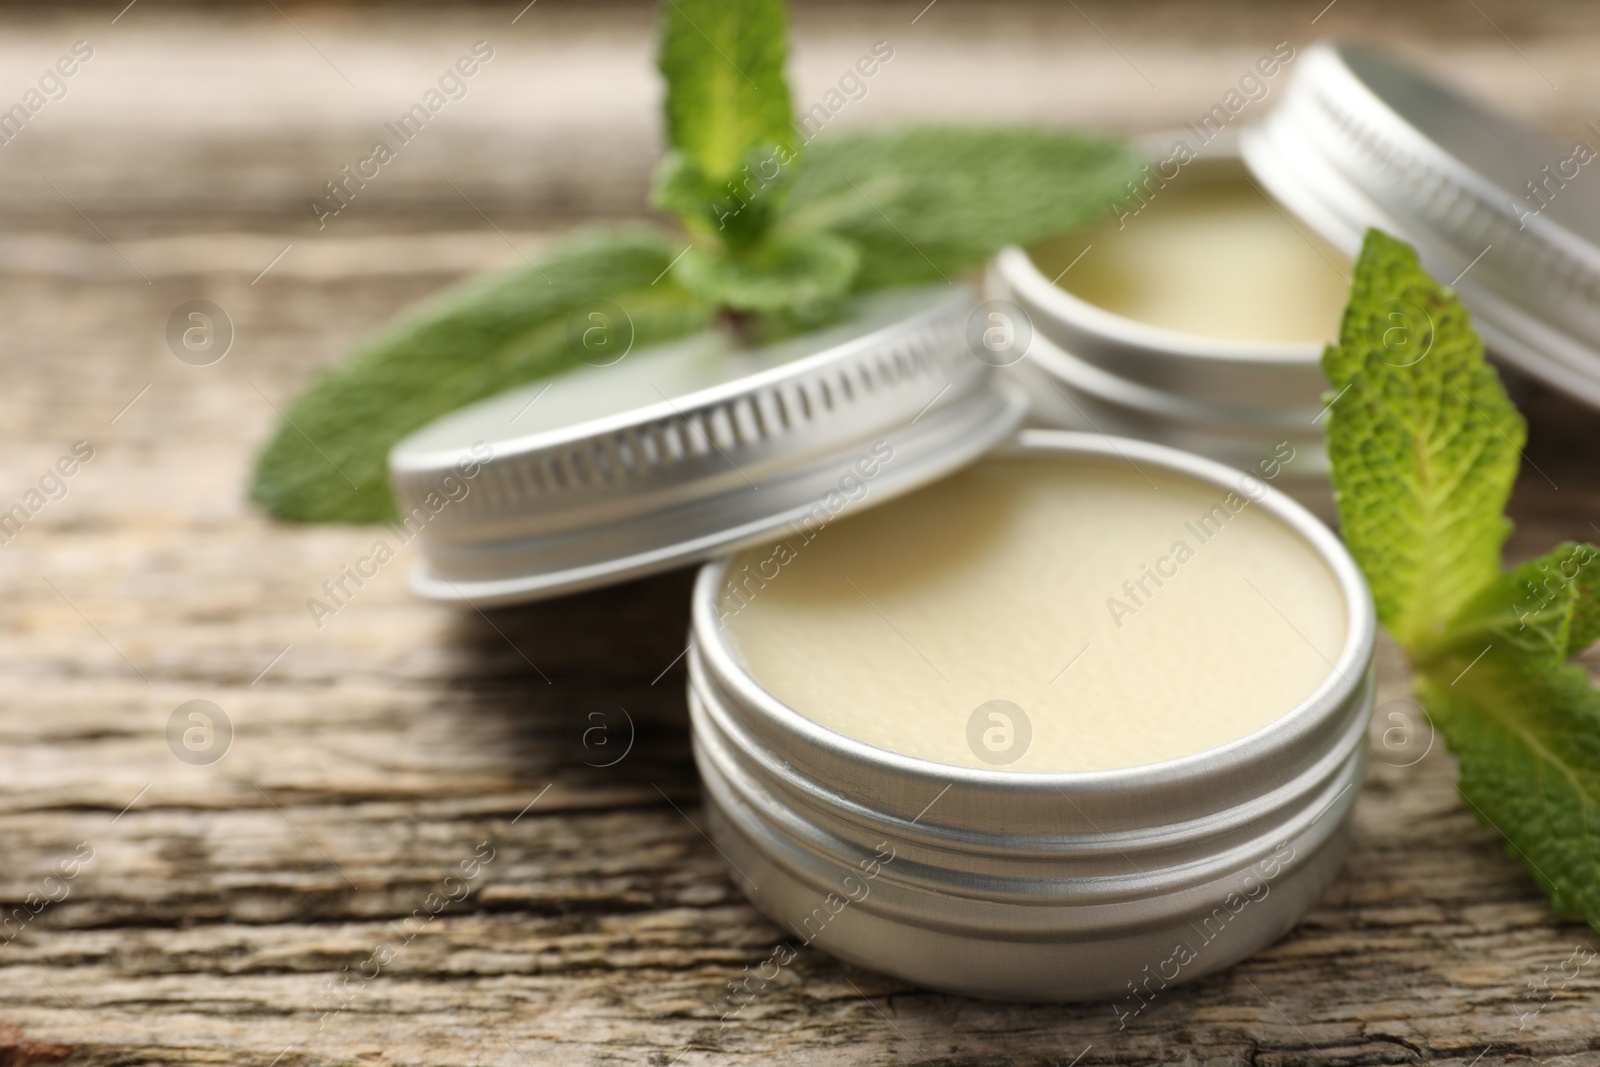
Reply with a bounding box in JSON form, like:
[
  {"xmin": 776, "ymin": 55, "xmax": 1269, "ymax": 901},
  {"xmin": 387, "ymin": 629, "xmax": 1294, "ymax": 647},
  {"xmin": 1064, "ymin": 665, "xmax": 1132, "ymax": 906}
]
[
  {"xmin": 1244, "ymin": 43, "xmax": 1600, "ymax": 408},
  {"xmin": 990, "ymin": 41, "xmax": 1600, "ymax": 480},
  {"xmin": 687, "ymin": 430, "xmax": 1376, "ymax": 1002},
  {"xmin": 988, "ymin": 150, "xmax": 1333, "ymax": 480},
  {"xmin": 390, "ymin": 285, "xmax": 1026, "ymax": 605}
]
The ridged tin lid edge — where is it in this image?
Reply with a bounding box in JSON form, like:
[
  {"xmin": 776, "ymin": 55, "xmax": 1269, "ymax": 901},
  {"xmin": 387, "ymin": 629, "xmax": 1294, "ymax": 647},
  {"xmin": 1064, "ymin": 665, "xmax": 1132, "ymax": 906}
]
[{"xmin": 1241, "ymin": 42, "xmax": 1600, "ymax": 409}]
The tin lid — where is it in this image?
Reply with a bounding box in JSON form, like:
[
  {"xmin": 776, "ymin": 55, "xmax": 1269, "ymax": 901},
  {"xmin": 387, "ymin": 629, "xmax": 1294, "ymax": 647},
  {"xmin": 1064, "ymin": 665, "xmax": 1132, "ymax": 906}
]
[
  {"xmin": 388, "ymin": 285, "xmax": 1028, "ymax": 606},
  {"xmin": 1242, "ymin": 42, "xmax": 1600, "ymax": 408}
]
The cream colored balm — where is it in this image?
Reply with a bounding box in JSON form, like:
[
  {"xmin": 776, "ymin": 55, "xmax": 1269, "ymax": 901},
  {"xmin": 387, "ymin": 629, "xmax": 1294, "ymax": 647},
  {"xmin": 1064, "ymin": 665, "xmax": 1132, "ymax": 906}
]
[
  {"xmin": 718, "ymin": 456, "xmax": 1346, "ymax": 773},
  {"xmin": 1031, "ymin": 175, "xmax": 1350, "ymax": 345}
]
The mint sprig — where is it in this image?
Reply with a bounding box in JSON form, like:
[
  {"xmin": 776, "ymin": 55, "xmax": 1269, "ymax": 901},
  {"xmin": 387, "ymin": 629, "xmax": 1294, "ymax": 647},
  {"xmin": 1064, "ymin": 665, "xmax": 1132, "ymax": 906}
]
[
  {"xmin": 251, "ymin": 0, "xmax": 1141, "ymax": 523},
  {"xmin": 653, "ymin": 0, "xmax": 797, "ymax": 252},
  {"xmin": 1325, "ymin": 230, "xmax": 1600, "ymax": 926},
  {"xmin": 658, "ymin": 0, "xmax": 794, "ymax": 184}
]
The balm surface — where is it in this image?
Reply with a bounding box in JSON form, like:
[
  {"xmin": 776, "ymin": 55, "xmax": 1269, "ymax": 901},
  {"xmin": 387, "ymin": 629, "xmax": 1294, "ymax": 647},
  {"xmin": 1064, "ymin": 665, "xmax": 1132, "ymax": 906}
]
[
  {"xmin": 1031, "ymin": 175, "xmax": 1350, "ymax": 344},
  {"xmin": 719, "ymin": 456, "xmax": 1346, "ymax": 773}
]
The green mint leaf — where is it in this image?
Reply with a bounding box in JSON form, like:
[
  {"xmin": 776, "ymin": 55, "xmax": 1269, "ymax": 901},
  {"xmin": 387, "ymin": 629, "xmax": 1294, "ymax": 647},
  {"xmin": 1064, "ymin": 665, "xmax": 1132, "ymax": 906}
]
[
  {"xmin": 1427, "ymin": 542, "xmax": 1600, "ymax": 671},
  {"xmin": 1321, "ymin": 229, "xmax": 1526, "ymax": 652},
  {"xmin": 1565, "ymin": 547, "xmax": 1600, "ymax": 657},
  {"xmin": 651, "ymin": 141, "xmax": 798, "ymax": 251},
  {"xmin": 250, "ymin": 226, "xmax": 712, "ymax": 524},
  {"xmin": 1322, "ymin": 228, "xmax": 1600, "ymax": 931},
  {"xmin": 778, "ymin": 127, "xmax": 1139, "ymax": 288},
  {"xmin": 1421, "ymin": 657, "xmax": 1600, "ymax": 924},
  {"xmin": 672, "ymin": 230, "xmax": 858, "ymax": 317},
  {"xmin": 658, "ymin": 0, "xmax": 794, "ymax": 185}
]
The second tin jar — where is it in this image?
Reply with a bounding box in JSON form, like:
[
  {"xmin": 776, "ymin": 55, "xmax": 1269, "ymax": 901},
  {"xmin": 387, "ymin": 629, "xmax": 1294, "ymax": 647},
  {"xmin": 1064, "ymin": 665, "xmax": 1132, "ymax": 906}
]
[{"xmin": 990, "ymin": 42, "xmax": 1600, "ymax": 475}]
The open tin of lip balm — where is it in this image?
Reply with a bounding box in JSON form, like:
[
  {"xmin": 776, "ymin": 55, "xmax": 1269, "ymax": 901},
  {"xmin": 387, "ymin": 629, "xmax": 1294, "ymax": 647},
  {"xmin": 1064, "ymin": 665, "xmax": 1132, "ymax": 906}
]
[
  {"xmin": 991, "ymin": 145, "xmax": 1342, "ymax": 481},
  {"xmin": 688, "ymin": 430, "xmax": 1375, "ymax": 1002},
  {"xmin": 990, "ymin": 41, "xmax": 1600, "ymax": 475}
]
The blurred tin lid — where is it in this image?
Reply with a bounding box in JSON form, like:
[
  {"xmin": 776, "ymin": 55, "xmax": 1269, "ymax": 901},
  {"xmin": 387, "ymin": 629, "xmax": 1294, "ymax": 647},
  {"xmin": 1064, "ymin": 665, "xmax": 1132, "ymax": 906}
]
[
  {"xmin": 1243, "ymin": 42, "xmax": 1600, "ymax": 408},
  {"xmin": 388, "ymin": 285, "xmax": 1027, "ymax": 606}
]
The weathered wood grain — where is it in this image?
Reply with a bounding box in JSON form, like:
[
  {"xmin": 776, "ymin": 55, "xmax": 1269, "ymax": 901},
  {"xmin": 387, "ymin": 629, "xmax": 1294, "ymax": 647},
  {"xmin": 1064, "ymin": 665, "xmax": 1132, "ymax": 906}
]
[{"xmin": 4, "ymin": 3, "xmax": 1600, "ymax": 1065}]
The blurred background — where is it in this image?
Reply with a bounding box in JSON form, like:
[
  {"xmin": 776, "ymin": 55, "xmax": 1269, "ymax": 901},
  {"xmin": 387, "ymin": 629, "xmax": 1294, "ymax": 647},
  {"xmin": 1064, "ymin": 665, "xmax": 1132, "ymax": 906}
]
[{"xmin": 8, "ymin": 2, "xmax": 1597, "ymax": 228}]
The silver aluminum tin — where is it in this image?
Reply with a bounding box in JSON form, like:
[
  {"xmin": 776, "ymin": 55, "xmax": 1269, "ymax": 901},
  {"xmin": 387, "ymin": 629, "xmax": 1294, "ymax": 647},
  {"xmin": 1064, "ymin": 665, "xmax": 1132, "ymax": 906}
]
[
  {"xmin": 987, "ymin": 149, "xmax": 1334, "ymax": 479},
  {"xmin": 1244, "ymin": 42, "xmax": 1600, "ymax": 409},
  {"xmin": 688, "ymin": 430, "xmax": 1376, "ymax": 1002},
  {"xmin": 389, "ymin": 286, "xmax": 1027, "ymax": 606}
]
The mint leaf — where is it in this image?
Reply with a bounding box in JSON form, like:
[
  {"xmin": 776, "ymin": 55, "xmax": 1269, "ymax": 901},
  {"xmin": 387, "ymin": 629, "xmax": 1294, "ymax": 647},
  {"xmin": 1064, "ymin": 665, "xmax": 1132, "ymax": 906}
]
[
  {"xmin": 651, "ymin": 141, "xmax": 797, "ymax": 251},
  {"xmin": 250, "ymin": 226, "xmax": 712, "ymax": 523},
  {"xmin": 779, "ymin": 127, "xmax": 1140, "ymax": 288},
  {"xmin": 1421, "ymin": 658, "xmax": 1600, "ymax": 922},
  {"xmin": 652, "ymin": 0, "xmax": 798, "ymax": 287},
  {"xmin": 1566, "ymin": 547, "xmax": 1600, "ymax": 657},
  {"xmin": 673, "ymin": 230, "xmax": 858, "ymax": 316},
  {"xmin": 1428, "ymin": 543, "xmax": 1600, "ymax": 671},
  {"xmin": 1322, "ymin": 229, "xmax": 1526, "ymax": 651},
  {"xmin": 1320, "ymin": 229, "xmax": 1600, "ymax": 933},
  {"xmin": 656, "ymin": 0, "xmax": 793, "ymax": 231},
  {"xmin": 657, "ymin": 0, "xmax": 793, "ymax": 185}
]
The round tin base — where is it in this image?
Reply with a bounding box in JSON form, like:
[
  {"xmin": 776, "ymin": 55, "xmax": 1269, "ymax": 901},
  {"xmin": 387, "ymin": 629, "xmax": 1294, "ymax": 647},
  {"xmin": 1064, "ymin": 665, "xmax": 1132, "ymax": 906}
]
[
  {"xmin": 697, "ymin": 774, "xmax": 1355, "ymax": 1002},
  {"xmin": 1011, "ymin": 336, "xmax": 1330, "ymax": 481}
]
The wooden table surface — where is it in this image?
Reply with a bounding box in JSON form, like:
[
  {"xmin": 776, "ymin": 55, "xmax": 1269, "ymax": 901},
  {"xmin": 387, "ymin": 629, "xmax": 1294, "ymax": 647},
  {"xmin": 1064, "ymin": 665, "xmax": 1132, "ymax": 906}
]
[{"xmin": 5, "ymin": 2, "xmax": 1600, "ymax": 1064}]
